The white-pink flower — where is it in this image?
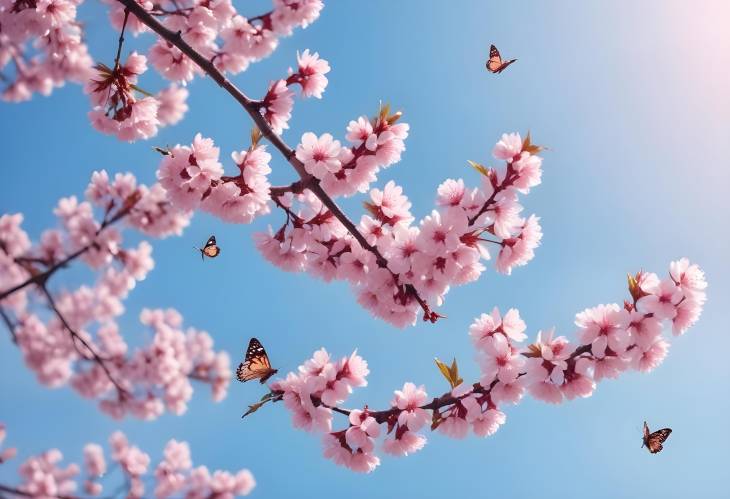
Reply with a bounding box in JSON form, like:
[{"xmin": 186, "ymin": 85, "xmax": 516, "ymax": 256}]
[{"xmin": 296, "ymin": 132, "xmax": 343, "ymax": 179}]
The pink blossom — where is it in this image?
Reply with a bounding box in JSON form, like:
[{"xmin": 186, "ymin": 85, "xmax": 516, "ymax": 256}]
[
  {"xmin": 492, "ymin": 132, "xmax": 522, "ymax": 161},
  {"xmin": 382, "ymin": 430, "xmax": 426, "ymax": 456},
  {"xmin": 636, "ymin": 278, "xmax": 682, "ymax": 320},
  {"xmin": 478, "ymin": 332, "xmax": 525, "ymax": 385},
  {"xmin": 156, "ymin": 85, "xmax": 189, "ymax": 126},
  {"xmin": 626, "ymin": 312, "xmax": 662, "ymax": 350},
  {"xmin": 629, "ymin": 339, "xmax": 669, "ymax": 372},
  {"xmin": 417, "ymin": 208, "xmax": 468, "ymax": 257},
  {"xmin": 575, "ymin": 303, "xmax": 631, "ymax": 357},
  {"xmin": 261, "ymin": 80, "xmax": 294, "ymax": 134},
  {"xmin": 670, "ymin": 257, "xmax": 707, "ymax": 297},
  {"xmin": 392, "ymin": 382, "xmax": 429, "ymax": 431},
  {"xmin": 149, "ymin": 41, "xmax": 198, "ymax": 82},
  {"xmin": 292, "ymin": 49, "xmax": 330, "ymax": 98},
  {"xmin": 471, "ymin": 408, "xmax": 506, "ymax": 437},
  {"xmin": 367, "ymin": 180, "xmax": 413, "ymax": 226},
  {"xmin": 83, "ymin": 444, "xmax": 106, "ymax": 477},
  {"xmin": 296, "ymin": 132, "xmax": 343, "ymax": 179}
]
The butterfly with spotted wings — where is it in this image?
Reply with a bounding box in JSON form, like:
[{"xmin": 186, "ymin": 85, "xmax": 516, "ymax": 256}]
[
  {"xmin": 486, "ymin": 44, "xmax": 517, "ymax": 74},
  {"xmin": 642, "ymin": 421, "xmax": 672, "ymax": 454},
  {"xmin": 236, "ymin": 338, "xmax": 278, "ymax": 384},
  {"xmin": 194, "ymin": 235, "xmax": 220, "ymax": 260}
]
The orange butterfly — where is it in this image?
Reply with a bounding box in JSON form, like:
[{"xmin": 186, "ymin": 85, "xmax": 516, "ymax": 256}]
[
  {"xmin": 195, "ymin": 235, "xmax": 220, "ymax": 260},
  {"xmin": 642, "ymin": 421, "xmax": 672, "ymax": 454},
  {"xmin": 486, "ymin": 44, "xmax": 517, "ymax": 74},
  {"xmin": 236, "ymin": 338, "xmax": 278, "ymax": 384}
]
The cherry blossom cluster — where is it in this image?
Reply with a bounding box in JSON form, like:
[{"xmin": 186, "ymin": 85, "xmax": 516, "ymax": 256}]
[
  {"xmin": 1, "ymin": 0, "xmax": 323, "ymax": 140},
  {"xmin": 0, "ymin": 171, "xmax": 233, "ymax": 420},
  {"xmin": 0, "ymin": 424, "xmax": 255, "ymax": 498},
  {"xmin": 254, "ymin": 130, "xmax": 544, "ymax": 327},
  {"xmin": 0, "ymin": 0, "xmax": 94, "ymax": 102},
  {"xmin": 95, "ymin": 0, "xmax": 323, "ymax": 141},
  {"xmin": 85, "ymin": 50, "xmax": 187, "ymax": 141},
  {"xmin": 260, "ymin": 259, "xmax": 706, "ymax": 472},
  {"xmin": 157, "ymin": 132, "xmax": 273, "ymax": 224}
]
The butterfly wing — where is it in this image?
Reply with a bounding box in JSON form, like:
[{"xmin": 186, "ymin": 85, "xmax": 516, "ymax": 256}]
[
  {"xmin": 236, "ymin": 337, "xmax": 277, "ymax": 383},
  {"xmin": 496, "ymin": 59, "xmax": 517, "ymax": 73},
  {"xmin": 647, "ymin": 428, "xmax": 672, "ymax": 454},
  {"xmin": 202, "ymin": 235, "xmax": 220, "ymax": 258},
  {"xmin": 486, "ymin": 44, "xmax": 503, "ymax": 72},
  {"xmin": 642, "ymin": 421, "xmax": 650, "ymax": 447}
]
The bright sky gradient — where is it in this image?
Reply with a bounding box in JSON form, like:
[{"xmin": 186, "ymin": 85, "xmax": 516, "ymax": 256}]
[{"xmin": 1, "ymin": 1, "xmax": 729, "ymax": 498}]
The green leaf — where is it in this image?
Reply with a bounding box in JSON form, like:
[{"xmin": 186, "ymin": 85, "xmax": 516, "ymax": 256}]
[{"xmin": 467, "ymin": 160, "xmax": 489, "ymax": 177}]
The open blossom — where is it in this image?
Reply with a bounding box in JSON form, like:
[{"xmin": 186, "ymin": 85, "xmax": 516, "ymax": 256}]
[
  {"xmin": 261, "ymin": 80, "xmax": 294, "ymax": 134},
  {"xmin": 392, "ymin": 382, "xmax": 429, "ymax": 431},
  {"xmin": 367, "ymin": 181, "xmax": 413, "ymax": 226},
  {"xmin": 575, "ymin": 304, "xmax": 631, "ymax": 357},
  {"xmin": 636, "ymin": 278, "xmax": 682, "ymax": 320},
  {"xmin": 291, "ymin": 49, "xmax": 330, "ymax": 98},
  {"xmin": 492, "ymin": 132, "xmax": 523, "ymax": 161},
  {"xmin": 157, "ymin": 134, "xmax": 223, "ymax": 209},
  {"xmin": 296, "ymin": 132, "xmax": 344, "ymax": 179},
  {"xmin": 156, "ymin": 85, "xmax": 189, "ymax": 126},
  {"xmin": 478, "ymin": 332, "xmax": 525, "ymax": 385}
]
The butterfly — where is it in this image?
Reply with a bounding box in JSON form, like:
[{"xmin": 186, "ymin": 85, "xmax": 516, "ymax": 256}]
[
  {"xmin": 642, "ymin": 421, "xmax": 672, "ymax": 454},
  {"xmin": 236, "ymin": 338, "xmax": 278, "ymax": 384},
  {"xmin": 486, "ymin": 44, "xmax": 517, "ymax": 74},
  {"xmin": 195, "ymin": 235, "xmax": 220, "ymax": 260}
]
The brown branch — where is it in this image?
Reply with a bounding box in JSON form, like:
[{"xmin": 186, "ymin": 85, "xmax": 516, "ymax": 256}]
[
  {"xmin": 467, "ymin": 168, "xmax": 515, "ymax": 226},
  {"xmin": 112, "ymin": 8, "xmax": 130, "ymax": 71},
  {"xmin": 39, "ymin": 285, "xmax": 129, "ymax": 397},
  {"xmin": 114, "ymin": 0, "xmax": 435, "ymax": 319}
]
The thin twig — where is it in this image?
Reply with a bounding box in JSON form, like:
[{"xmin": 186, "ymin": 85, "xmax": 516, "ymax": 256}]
[
  {"xmin": 39, "ymin": 285, "xmax": 129, "ymax": 397},
  {"xmin": 0, "ymin": 306, "xmax": 18, "ymax": 344},
  {"xmin": 113, "ymin": 9, "xmax": 130, "ymax": 71}
]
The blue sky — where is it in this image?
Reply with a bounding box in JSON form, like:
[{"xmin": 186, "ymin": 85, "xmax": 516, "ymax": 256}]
[{"xmin": 1, "ymin": 1, "xmax": 729, "ymax": 497}]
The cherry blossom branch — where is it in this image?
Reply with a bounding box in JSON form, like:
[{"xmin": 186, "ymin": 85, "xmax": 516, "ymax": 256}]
[
  {"xmin": 112, "ymin": 0, "xmax": 435, "ymax": 319},
  {"xmin": 0, "ymin": 201, "xmax": 135, "ymax": 302},
  {"xmin": 0, "ymin": 173, "xmax": 230, "ymax": 419},
  {"xmin": 243, "ymin": 259, "xmax": 706, "ymax": 472}
]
